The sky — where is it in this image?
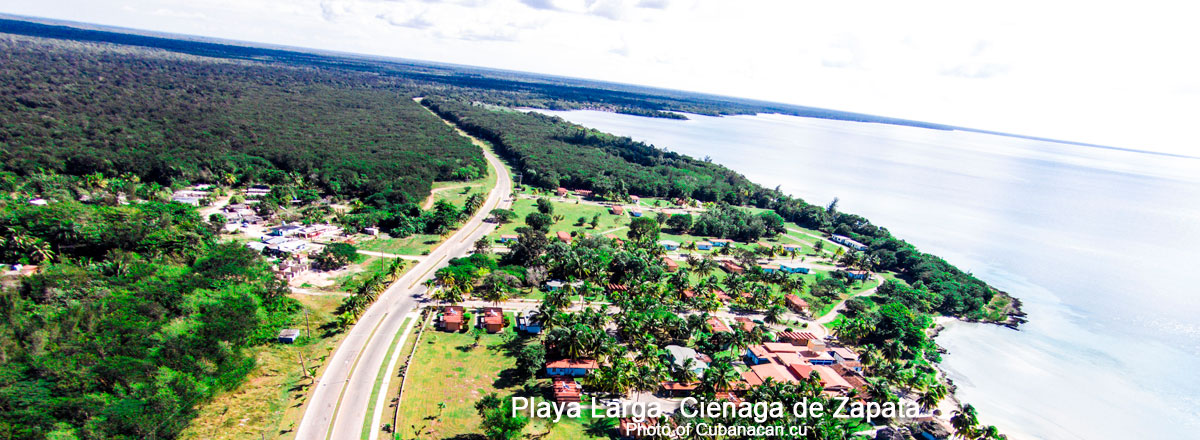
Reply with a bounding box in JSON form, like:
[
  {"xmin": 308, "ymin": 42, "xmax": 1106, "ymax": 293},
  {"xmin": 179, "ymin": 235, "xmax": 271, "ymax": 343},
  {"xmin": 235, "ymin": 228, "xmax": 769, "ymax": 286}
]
[{"xmin": 4, "ymin": 0, "xmax": 1198, "ymax": 155}]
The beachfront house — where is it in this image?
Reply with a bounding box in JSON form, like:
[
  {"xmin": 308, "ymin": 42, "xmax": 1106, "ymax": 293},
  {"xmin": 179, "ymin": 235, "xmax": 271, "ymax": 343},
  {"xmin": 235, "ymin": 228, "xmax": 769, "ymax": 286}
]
[{"xmin": 831, "ymin": 234, "xmax": 868, "ymax": 251}]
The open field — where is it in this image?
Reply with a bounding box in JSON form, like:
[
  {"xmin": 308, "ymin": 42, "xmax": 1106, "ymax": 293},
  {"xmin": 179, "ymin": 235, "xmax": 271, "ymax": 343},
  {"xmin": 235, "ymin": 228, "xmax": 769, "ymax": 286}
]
[
  {"xmin": 178, "ymin": 294, "xmax": 348, "ymax": 440},
  {"xmin": 358, "ymin": 233, "xmax": 445, "ymax": 256},
  {"xmin": 395, "ymin": 326, "xmax": 520, "ymax": 439},
  {"xmin": 489, "ymin": 197, "xmax": 631, "ymax": 239}
]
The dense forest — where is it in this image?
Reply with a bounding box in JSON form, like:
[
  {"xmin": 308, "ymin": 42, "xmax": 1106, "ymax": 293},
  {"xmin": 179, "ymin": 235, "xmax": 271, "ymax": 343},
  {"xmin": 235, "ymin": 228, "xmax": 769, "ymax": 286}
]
[
  {"xmin": 0, "ymin": 35, "xmax": 484, "ymax": 203},
  {"xmin": 423, "ymin": 98, "xmax": 756, "ymax": 201},
  {"xmin": 0, "ymin": 175, "xmax": 297, "ymax": 439}
]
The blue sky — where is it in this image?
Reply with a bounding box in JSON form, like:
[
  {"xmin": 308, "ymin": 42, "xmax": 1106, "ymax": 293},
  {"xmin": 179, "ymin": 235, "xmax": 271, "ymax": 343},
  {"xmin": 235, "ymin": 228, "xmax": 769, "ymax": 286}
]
[{"xmin": 4, "ymin": 0, "xmax": 1198, "ymax": 155}]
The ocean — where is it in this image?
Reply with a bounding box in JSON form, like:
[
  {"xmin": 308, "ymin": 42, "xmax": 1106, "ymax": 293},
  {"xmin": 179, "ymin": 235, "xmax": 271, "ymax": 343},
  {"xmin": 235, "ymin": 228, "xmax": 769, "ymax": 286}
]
[{"xmin": 534, "ymin": 109, "xmax": 1200, "ymax": 439}]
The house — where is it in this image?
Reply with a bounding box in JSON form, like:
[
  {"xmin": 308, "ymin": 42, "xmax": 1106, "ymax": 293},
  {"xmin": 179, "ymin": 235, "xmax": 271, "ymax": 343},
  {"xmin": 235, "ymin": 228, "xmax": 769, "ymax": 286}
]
[
  {"xmin": 556, "ymin": 187, "xmax": 569, "ymax": 197},
  {"xmin": 277, "ymin": 329, "xmax": 301, "ymax": 344},
  {"xmin": 707, "ymin": 316, "xmax": 733, "ymax": 333},
  {"xmin": 830, "ymin": 347, "xmax": 859, "ymax": 364},
  {"xmin": 665, "ymin": 345, "xmax": 709, "ymax": 375},
  {"xmin": 517, "ymin": 310, "xmax": 542, "ymax": 334},
  {"xmin": 480, "ymin": 307, "xmax": 505, "ymax": 333},
  {"xmin": 749, "ymin": 363, "xmax": 799, "ymax": 384},
  {"xmin": 800, "ymin": 349, "xmax": 836, "ymax": 365},
  {"xmin": 442, "ymin": 306, "xmax": 465, "ymax": 332},
  {"xmin": 552, "ymin": 377, "xmax": 583, "ymax": 402},
  {"xmin": 610, "ymin": 205, "xmax": 625, "ymax": 215},
  {"xmin": 811, "ymin": 365, "xmax": 852, "ymax": 393},
  {"xmin": 269, "ymin": 224, "xmax": 304, "ymax": 237},
  {"xmin": 784, "ymin": 294, "xmax": 810, "ymax": 314},
  {"xmin": 545, "ymin": 280, "xmax": 565, "ymax": 291},
  {"xmin": 709, "ymin": 238, "xmax": 733, "ymax": 247},
  {"xmin": 273, "ymin": 240, "xmax": 309, "ymax": 255},
  {"xmin": 546, "ymin": 359, "xmax": 598, "ymax": 377},
  {"xmin": 777, "ymin": 331, "xmax": 820, "ymax": 346},
  {"xmin": 629, "ymin": 209, "xmax": 643, "ymax": 217},
  {"xmin": 604, "ymin": 234, "xmax": 624, "ymax": 245},
  {"xmin": 171, "ymin": 196, "xmax": 201, "ymax": 206},
  {"xmin": 246, "ymin": 242, "xmax": 269, "ymax": 253},
  {"xmin": 760, "ymin": 264, "xmax": 780, "ymax": 273},
  {"xmin": 661, "ymin": 256, "xmax": 679, "ymax": 272},
  {"xmin": 499, "ymin": 234, "xmax": 519, "ymax": 243},
  {"xmin": 574, "ymin": 189, "xmax": 593, "ymax": 198},
  {"xmin": 557, "ymin": 230, "xmax": 573, "ymax": 244},
  {"xmin": 733, "ymin": 317, "xmax": 756, "ymax": 332},
  {"xmin": 780, "ymin": 264, "xmax": 810, "ymax": 274},
  {"xmin": 720, "ymin": 261, "xmax": 744, "ymax": 274},
  {"xmin": 363, "ymin": 227, "xmax": 380, "ymax": 236},
  {"xmin": 629, "ymin": 195, "xmax": 640, "ymax": 203},
  {"xmin": 831, "ymin": 235, "xmax": 868, "ymax": 251},
  {"xmin": 695, "ymin": 241, "xmax": 712, "ymax": 250},
  {"xmin": 782, "ymin": 244, "xmax": 803, "ymax": 252},
  {"xmin": 846, "ymin": 270, "xmax": 871, "ymax": 280},
  {"xmin": 745, "ymin": 345, "xmax": 773, "ymax": 365},
  {"xmin": 658, "ymin": 240, "xmax": 679, "ymax": 251}
]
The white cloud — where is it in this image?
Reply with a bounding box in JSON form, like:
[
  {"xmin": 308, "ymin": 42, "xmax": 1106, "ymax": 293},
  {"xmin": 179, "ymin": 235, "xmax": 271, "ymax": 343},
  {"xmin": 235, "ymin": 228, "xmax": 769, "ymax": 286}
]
[{"xmin": 2, "ymin": 0, "xmax": 1198, "ymax": 155}]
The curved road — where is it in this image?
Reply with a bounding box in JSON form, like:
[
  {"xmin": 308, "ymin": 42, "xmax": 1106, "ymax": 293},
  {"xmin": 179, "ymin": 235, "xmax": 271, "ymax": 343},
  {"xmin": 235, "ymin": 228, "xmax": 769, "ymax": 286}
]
[{"xmin": 295, "ymin": 110, "xmax": 513, "ymax": 440}]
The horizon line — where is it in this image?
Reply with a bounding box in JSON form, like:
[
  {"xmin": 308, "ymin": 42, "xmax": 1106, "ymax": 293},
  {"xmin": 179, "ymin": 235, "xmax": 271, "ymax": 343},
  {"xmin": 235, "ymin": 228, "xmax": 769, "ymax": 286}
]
[{"xmin": 1, "ymin": 13, "xmax": 1196, "ymax": 161}]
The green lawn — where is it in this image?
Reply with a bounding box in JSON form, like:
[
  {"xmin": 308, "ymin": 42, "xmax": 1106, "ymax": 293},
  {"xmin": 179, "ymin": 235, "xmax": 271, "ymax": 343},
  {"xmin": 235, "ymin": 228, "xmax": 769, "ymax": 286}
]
[
  {"xmin": 357, "ymin": 233, "xmax": 444, "ymax": 256},
  {"xmin": 396, "ymin": 327, "xmax": 519, "ymax": 439},
  {"xmin": 490, "ymin": 198, "xmax": 630, "ymax": 240}
]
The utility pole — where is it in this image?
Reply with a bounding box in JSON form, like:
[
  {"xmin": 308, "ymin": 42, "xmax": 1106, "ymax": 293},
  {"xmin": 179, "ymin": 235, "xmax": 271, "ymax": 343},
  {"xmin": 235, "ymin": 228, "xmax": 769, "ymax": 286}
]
[
  {"xmin": 303, "ymin": 308, "xmax": 312, "ymax": 339},
  {"xmin": 299, "ymin": 352, "xmax": 309, "ymax": 379}
]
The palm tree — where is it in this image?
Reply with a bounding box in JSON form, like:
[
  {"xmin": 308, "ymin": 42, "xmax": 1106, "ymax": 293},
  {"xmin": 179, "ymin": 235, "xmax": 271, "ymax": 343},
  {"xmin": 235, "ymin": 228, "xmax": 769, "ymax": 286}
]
[
  {"xmin": 917, "ymin": 389, "xmax": 941, "ymax": 413},
  {"xmin": 950, "ymin": 404, "xmax": 980, "ymax": 439},
  {"xmin": 700, "ymin": 360, "xmax": 738, "ymax": 394},
  {"xmin": 478, "ymin": 272, "xmax": 514, "ymax": 305},
  {"xmin": 764, "ymin": 304, "xmax": 785, "ymax": 324}
]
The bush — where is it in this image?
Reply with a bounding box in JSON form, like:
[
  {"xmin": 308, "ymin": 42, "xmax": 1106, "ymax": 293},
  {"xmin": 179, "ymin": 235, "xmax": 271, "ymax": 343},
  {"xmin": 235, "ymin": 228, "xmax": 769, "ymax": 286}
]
[{"xmin": 313, "ymin": 243, "xmax": 358, "ymax": 270}]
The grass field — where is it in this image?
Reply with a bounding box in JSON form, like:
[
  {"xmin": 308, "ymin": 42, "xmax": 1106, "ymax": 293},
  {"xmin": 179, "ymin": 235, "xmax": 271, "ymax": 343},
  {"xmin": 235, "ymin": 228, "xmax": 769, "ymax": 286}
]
[
  {"xmin": 490, "ymin": 197, "xmax": 631, "ymax": 240},
  {"xmin": 395, "ymin": 326, "xmax": 520, "ymax": 439},
  {"xmin": 358, "ymin": 233, "xmax": 445, "ymax": 256},
  {"xmin": 178, "ymin": 294, "xmax": 347, "ymax": 440}
]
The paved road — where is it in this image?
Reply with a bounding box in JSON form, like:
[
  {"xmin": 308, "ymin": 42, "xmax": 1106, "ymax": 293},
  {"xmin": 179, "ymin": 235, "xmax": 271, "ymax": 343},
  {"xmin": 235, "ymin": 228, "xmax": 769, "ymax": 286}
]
[{"xmin": 295, "ymin": 111, "xmax": 513, "ymax": 440}]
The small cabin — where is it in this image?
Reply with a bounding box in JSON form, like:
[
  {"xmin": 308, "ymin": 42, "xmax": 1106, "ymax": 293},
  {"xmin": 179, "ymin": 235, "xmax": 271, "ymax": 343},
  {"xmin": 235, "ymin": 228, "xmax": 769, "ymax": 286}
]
[
  {"xmin": 695, "ymin": 241, "xmax": 712, "ymax": 250},
  {"xmin": 557, "ymin": 231, "xmax": 573, "ymax": 244},
  {"xmin": 661, "ymin": 256, "xmax": 679, "ymax": 272},
  {"xmin": 277, "ymin": 329, "xmax": 301, "ymax": 344},
  {"xmin": 499, "ymin": 234, "xmax": 519, "ymax": 243},
  {"xmin": 780, "ymin": 264, "xmax": 810, "ymax": 274},
  {"xmin": 610, "ymin": 205, "xmax": 625, "ymax": 215},
  {"xmin": 442, "ymin": 305, "xmax": 465, "ymax": 332},
  {"xmin": 480, "ymin": 307, "xmax": 505, "ymax": 333},
  {"xmin": 658, "ymin": 240, "xmax": 680, "ymax": 251}
]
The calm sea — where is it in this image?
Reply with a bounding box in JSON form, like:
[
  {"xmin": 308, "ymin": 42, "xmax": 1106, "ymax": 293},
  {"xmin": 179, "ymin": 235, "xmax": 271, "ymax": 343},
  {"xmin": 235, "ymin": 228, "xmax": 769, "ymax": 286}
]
[{"xmin": 535, "ymin": 109, "xmax": 1200, "ymax": 439}]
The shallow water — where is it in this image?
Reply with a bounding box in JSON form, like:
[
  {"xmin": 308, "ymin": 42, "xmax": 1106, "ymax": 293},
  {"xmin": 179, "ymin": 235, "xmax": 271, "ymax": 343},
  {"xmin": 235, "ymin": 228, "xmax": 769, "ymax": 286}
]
[{"xmin": 535, "ymin": 109, "xmax": 1200, "ymax": 439}]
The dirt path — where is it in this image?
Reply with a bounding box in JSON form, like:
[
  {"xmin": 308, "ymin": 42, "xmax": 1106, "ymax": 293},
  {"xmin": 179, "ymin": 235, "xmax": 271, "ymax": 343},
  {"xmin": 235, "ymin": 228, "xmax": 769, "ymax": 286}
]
[
  {"xmin": 420, "ymin": 185, "xmax": 471, "ymax": 210},
  {"xmin": 815, "ymin": 279, "xmax": 881, "ymax": 325}
]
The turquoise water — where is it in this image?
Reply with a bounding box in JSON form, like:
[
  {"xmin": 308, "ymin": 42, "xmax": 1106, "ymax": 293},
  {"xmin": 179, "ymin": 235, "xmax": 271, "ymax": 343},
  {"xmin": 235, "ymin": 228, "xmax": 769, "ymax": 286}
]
[{"xmin": 535, "ymin": 110, "xmax": 1200, "ymax": 439}]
